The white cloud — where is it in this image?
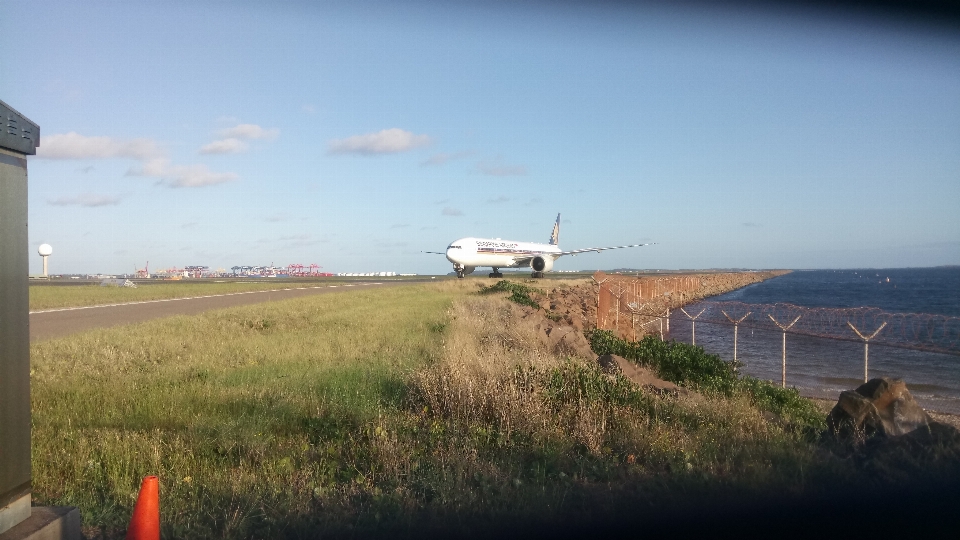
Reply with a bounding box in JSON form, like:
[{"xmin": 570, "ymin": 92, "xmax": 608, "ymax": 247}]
[
  {"xmin": 442, "ymin": 207, "xmax": 463, "ymax": 216},
  {"xmin": 218, "ymin": 123, "xmax": 279, "ymax": 140},
  {"xmin": 37, "ymin": 132, "xmax": 162, "ymax": 160},
  {"xmin": 129, "ymin": 158, "xmax": 238, "ymax": 188},
  {"xmin": 200, "ymin": 123, "xmax": 279, "ymax": 154},
  {"xmin": 37, "ymin": 131, "xmax": 239, "ymax": 189},
  {"xmin": 328, "ymin": 128, "xmax": 431, "ymax": 155},
  {"xmin": 48, "ymin": 193, "xmax": 122, "ymax": 207},
  {"xmin": 478, "ymin": 160, "xmax": 528, "ymax": 177},
  {"xmin": 199, "ymin": 138, "xmax": 249, "ymax": 155}
]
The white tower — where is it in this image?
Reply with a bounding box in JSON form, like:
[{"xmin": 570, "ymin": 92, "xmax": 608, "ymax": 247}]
[{"xmin": 38, "ymin": 244, "xmax": 52, "ymax": 277}]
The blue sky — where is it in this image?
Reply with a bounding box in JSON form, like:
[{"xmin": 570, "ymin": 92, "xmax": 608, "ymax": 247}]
[{"xmin": 2, "ymin": 0, "xmax": 958, "ymax": 275}]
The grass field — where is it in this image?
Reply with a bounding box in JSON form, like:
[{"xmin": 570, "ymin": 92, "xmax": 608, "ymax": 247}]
[
  {"xmin": 28, "ymin": 279, "xmax": 401, "ymax": 311},
  {"xmin": 32, "ymin": 282, "xmax": 465, "ymax": 538},
  {"xmin": 31, "ymin": 280, "xmax": 960, "ymax": 538}
]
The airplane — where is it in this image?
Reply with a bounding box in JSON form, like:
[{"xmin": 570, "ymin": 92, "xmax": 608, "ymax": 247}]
[{"xmin": 429, "ymin": 214, "xmax": 653, "ymax": 278}]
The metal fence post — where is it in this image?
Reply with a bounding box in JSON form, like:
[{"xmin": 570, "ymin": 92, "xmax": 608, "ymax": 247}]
[
  {"xmin": 592, "ymin": 273, "xmax": 609, "ymax": 330},
  {"xmin": 680, "ymin": 307, "xmax": 705, "ymax": 346},
  {"xmin": 847, "ymin": 321, "xmax": 887, "ymax": 383},
  {"xmin": 768, "ymin": 314, "xmax": 801, "ymax": 388},
  {"xmin": 722, "ymin": 310, "xmax": 751, "ymax": 370}
]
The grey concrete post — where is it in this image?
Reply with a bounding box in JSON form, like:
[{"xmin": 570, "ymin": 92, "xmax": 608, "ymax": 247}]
[{"xmin": 0, "ymin": 99, "xmax": 38, "ymax": 535}]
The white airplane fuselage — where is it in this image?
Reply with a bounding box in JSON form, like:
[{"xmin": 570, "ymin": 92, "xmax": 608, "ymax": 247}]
[
  {"xmin": 437, "ymin": 213, "xmax": 650, "ymax": 278},
  {"xmin": 446, "ymin": 237, "xmax": 561, "ymax": 276}
]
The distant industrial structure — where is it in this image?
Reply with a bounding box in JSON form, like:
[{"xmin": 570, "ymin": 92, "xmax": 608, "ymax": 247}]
[
  {"xmin": 39, "ymin": 259, "xmax": 410, "ymax": 280},
  {"xmin": 230, "ymin": 264, "xmax": 334, "ymax": 278}
]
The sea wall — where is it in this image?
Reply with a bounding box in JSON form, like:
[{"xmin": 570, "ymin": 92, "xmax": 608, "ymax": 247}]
[{"xmin": 542, "ymin": 271, "xmax": 789, "ymax": 339}]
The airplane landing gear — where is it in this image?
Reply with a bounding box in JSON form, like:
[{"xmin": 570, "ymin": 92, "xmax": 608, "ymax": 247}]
[
  {"xmin": 454, "ymin": 264, "xmax": 465, "ymax": 279},
  {"xmin": 488, "ymin": 268, "xmax": 503, "ymax": 278},
  {"xmin": 531, "ymin": 271, "xmax": 544, "ymax": 278}
]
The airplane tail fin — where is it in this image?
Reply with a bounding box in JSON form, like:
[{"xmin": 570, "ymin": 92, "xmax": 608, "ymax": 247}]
[{"xmin": 549, "ymin": 213, "xmax": 560, "ymax": 245}]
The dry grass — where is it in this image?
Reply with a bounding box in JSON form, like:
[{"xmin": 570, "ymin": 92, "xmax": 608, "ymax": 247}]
[
  {"xmin": 28, "ymin": 281, "xmax": 359, "ymax": 311},
  {"xmin": 33, "ymin": 279, "xmax": 948, "ymax": 538},
  {"xmin": 404, "ymin": 295, "xmax": 825, "ymax": 520}
]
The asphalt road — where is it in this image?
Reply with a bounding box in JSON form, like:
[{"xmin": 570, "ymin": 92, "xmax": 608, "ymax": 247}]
[{"xmin": 29, "ymin": 281, "xmax": 421, "ymax": 342}]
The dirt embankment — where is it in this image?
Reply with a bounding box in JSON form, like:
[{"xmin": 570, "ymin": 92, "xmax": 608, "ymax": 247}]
[{"xmin": 529, "ymin": 271, "xmax": 788, "ymax": 340}]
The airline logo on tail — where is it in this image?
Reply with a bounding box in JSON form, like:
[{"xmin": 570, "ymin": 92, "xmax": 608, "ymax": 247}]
[{"xmin": 549, "ymin": 213, "xmax": 560, "ymax": 246}]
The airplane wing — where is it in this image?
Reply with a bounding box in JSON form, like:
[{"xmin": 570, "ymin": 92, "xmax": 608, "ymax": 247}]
[
  {"xmin": 422, "ymin": 251, "xmax": 446, "ymax": 255},
  {"xmin": 557, "ymin": 243, "xmax": 654, "ymax": 257},
  {"xmin": 511, "ymin": 243, "xmax": 654, "ymax": 266}
]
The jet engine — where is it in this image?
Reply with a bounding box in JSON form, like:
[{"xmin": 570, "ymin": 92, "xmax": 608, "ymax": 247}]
[
  {"xmin": 463, "ymin": 266, "xmax": 476, "ymax": 275},
  {"xmin": 530, "ymin": 256, "xmax": 554, "ymax": 273}
]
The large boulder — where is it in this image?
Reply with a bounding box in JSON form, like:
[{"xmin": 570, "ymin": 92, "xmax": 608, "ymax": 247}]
[
  {"xmin": 545, "ymin": 325, "xmax": 594, "ymax": 359},
  {"xmin": 596, "ymin": 354, "xmax": 693, "ymax": 399},
  {"xmin": 827, "ymin": 378, "xmax": 932, "ymax": 439}
]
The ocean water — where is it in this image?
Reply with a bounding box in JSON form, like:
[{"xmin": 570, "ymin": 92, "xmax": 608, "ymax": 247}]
[{"xmin": 667, "ymin": 268, "xmax": 960, "ymax": 413}]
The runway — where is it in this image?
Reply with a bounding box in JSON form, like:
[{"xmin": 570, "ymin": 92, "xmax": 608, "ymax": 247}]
[{"xmin": 29, "ymin": 281, "xmax": 416, "ymax": 342}]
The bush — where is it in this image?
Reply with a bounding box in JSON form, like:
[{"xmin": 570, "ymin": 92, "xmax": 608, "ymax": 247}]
[
  {"xmin": 479, "ymin": 280, "xmax": 542, "ymax": 310},
  {"xmin": 586, "ymin": 330, "xmax": 824, "ymax": 428}
]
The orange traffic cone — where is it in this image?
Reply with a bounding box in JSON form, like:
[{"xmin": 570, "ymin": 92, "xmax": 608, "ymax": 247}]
[{"xmin": 126, "ymin": 476, "xmax": 160, "ymax": 540}]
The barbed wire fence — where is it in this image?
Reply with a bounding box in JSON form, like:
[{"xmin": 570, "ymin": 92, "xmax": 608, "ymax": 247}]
[{"xmin": 594, "ymin": 272, "xmax": 960, "ymax": 405}]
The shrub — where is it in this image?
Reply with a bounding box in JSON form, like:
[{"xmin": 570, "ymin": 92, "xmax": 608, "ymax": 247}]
[
  {"xmin": 479, "ymin": 280, "xmax": 542, "ymax": 310},
  {"xmin": 586, "ymin": 330, "xmax": 824, "ymax": 428}
]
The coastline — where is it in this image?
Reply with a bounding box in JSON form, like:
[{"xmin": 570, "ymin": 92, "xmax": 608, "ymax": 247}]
[
  {"xmin": 594, "ymin": 270, "xmax": 790, "ymax": 340},
  {"xmin": 587, "ymin": 271, "xmax": 960, "ymax": 425}
]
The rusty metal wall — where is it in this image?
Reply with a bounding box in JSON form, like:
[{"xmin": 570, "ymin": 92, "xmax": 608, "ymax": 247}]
[{"xmin": 594, "ymin": 271, "xmax": 702, "ymax": 337}]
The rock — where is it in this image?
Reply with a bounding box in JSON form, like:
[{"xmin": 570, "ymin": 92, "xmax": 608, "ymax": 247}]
[
  {"xmin": 595, "ymin": 354, "xmax": 691, "ymax": 398},
  {"xmin": 827, "ymin": 377, "xmax": 932, "ymax": 439},
  {"xmin": 545, "ymin": 325, "xmax": 594, "ymax": 359},
  {"xmin": 858, "ymin": 421, "xmax": 960, "ymax": 474}
]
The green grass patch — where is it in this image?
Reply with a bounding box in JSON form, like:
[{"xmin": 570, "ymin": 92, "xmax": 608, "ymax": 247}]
[
  {"xmin": 31, "ymin": 284, "xmax": 459, "ymax": 538},
  {"xmin": 29, "ymin": 280, "xmax": 361, "ymax": 311},
  {"xmin": 586, "ymin": 330, "xmax": 824, "ymax": 428},
  {"xmin": 479, "ymin": 279, "xmax": 542, "ymax": 309}
]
